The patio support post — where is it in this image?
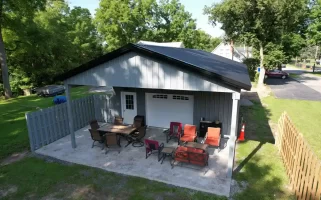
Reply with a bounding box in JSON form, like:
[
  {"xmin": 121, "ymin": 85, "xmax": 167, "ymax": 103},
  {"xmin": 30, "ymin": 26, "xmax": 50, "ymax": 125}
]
[
  {"xmin": 65, "ymin": 83, "xmax": 76, "ymax": 148},
  {"xmin": 227, "ymin": 92, "xmax": 240, "ymax": 178}
]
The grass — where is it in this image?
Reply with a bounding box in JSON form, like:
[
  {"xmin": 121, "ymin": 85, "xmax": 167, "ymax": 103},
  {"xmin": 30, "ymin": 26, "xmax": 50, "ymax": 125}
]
[
  {"xmin": 306, "ymin": 71, "xmax": 321, "ymax": 77},
  {"xmin": 0, "ymin": 157, "xmax": 226, "ymax": 200},
  {"xmin": 1, "ymin": 83, "xmax": 317, "ymax": 199},
  {"xmin": 233, "ymin": 99, "xmax": 294, "ymax": 200},
  {"xmin": 261, "ymin": 96, "xmax": 321, "ymax": 158},
  {"xmin": 0, "ymin": 86, "xmax": 91, "ymax": 159}
]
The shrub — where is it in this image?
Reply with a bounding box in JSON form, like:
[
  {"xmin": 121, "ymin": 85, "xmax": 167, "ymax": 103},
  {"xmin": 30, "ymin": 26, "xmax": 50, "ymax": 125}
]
[
  {"xmin": 243, "ymin": 58, "xmax": 260, "ymax": 81},
  {"xmin": 254, "ymin": 72, "xmax": 260, "ymax": 83}
]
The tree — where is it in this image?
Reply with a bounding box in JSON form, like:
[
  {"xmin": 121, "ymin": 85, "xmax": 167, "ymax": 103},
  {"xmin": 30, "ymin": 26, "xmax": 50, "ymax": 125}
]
[
  {"xmin": 4, "ymin": 0, "xmax": 103, "ymax": 93},
  {"xmin": 150, "ymin": 0, "xmax": 197, "ymax": 48},
  {"xmin": 307, "ymin": 0, "xmax": 321, "ymax": 61},
  {"xmin": 281, "ymin": 33, "xmax": 306, "ymax": 62},
  {"xmin": 263, "ymin": 43, "xmax": 287, "ymax": 69},
  {"xmin": 189, "ymin": 30, "xmax": 221, "ymax": 52},
  {"xmin": 95, "ymin": 0, "xmax": 214, "ymax": 52},
  {"xmin": 204, "ymin": 0, "xmax": 308, "ymax": 84},
  {"xmin": 0, "ymin": 0, "xmax": 46, "ymax": 98},
  {"xmin": 95, "ymin": 0, "xmax": 157, "ymax": 52}
]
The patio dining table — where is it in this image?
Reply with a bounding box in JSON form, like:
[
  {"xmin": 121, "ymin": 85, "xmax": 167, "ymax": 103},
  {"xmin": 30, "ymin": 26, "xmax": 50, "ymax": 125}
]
[{"xmin": 98, "ymin": 124, "xmax": 137, "ymax": 147}]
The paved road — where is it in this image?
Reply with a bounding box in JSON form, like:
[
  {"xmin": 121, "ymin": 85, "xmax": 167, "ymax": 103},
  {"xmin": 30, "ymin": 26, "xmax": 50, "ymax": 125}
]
[{"xmin": 266, "ymin": 77, "xmax": 321, "ymax": 101}]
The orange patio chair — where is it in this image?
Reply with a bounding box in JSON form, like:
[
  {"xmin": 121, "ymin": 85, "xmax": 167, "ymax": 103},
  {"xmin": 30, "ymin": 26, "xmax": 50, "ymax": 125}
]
[
  {"xmin": 179, "ymin": 124, "xmax": 197, "ymax": 144},
  {"xmin": 204, "ymin": 127, "xmax": 221, "ymax": 148}
]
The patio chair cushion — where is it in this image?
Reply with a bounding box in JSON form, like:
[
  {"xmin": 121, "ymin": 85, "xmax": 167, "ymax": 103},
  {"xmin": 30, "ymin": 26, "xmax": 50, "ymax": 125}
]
[
  {"xmin": 179, "ymin": 124, "xmax": 197, "ymax": 143},
  {"xmin": 173, "ymin": 146, "xmax": 208, "ymax": 167},
  {"xmin": 183, "ymin": 124, "xmax": 197, "ymax": 137},
  {"xmin": 204, "ymin": 127, "xmax": 221, "ymax": 147},
  {"xmin": 180, "ymin": 135, "xmax": 196, "ymax": 142}
]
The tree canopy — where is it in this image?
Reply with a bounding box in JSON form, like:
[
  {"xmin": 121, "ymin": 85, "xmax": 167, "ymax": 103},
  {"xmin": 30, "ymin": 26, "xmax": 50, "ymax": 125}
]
[
  {"xmin": 0, "ymin": 0, "xmax": 223, "ymax": 97},
  {"xmin": 95, "ymin": 0, "xmax": 220, "ymax": 51},
  {"xmin": 2, "ymin": 0, "xmax": 103, "ymax": 95},
  {"xmin": 204, "ymin": 0, "xmax": 308, "ymax": 83}
]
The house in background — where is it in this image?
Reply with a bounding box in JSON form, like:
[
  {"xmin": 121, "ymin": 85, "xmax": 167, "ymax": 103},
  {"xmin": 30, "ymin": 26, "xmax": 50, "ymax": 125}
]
[
  {"xmin": 137, "ymin": 40, "xmax": 184, "ymax": 48},
  {"xmin": 212, "ymin": 42, "xmax": 252, "ymax": 63}
]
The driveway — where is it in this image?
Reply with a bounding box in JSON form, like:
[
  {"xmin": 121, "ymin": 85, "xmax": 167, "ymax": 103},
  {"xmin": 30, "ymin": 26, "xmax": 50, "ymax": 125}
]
[{"xmin": 265, "ymin": 77, "xmax": 321, "ymax": 101}]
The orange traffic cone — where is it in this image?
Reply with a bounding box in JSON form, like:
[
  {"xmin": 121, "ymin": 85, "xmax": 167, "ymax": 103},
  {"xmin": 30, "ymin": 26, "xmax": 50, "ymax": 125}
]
[{"xmin": 238, "ymin": 124, "xmax": 245, "ymax": 141}]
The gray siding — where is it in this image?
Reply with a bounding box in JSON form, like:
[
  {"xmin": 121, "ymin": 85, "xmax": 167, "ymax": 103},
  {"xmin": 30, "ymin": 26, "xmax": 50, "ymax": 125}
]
[
  {"xmin": 65, "ymin": 52, "xmax": 239, "ymax": 93},
  {"xmin": 108, "ymin": 87, "xmax": 232, "ymax": 136}
]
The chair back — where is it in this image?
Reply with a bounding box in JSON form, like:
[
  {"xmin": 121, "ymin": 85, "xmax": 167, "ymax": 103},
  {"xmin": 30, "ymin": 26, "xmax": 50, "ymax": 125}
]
[
  {"xmin": 133, "ymin": 119, "xmax": 142, "ymax": 128},
  {"xmin": 105, "ymin": 133, "xmax": 118, "ymax": 146},
  {"xmin": 207, "ymin": 127, "xmax": 221, "ymax": 139},
  {"xmin": 183, "ymin": 124, "xmax": 197, "ymax": 137},
  {"xmin": 169, "ymin": 122, "xmax": 182, "ymax": 136},
  {"xmin": 137, "ymin": 126, "xmax": 146, "ymax": 139},
  {"xmin": 89, "ymin": 129, "xmax": 101, "ymax": 141},
  {"xmin": 114, "ymin": 116, "xmax": 123, "ymax": 125},
  {"xmin": 144, "ymin": 139, "xmax": 159, "ymax": 150},
  {"xmin": 89, "ymin": 120, "xmax": 100, "ymax": 130}
]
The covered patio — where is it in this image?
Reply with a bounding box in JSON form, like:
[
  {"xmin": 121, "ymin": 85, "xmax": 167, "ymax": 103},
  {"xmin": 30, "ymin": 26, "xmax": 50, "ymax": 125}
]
[
  {"xmin": 36, "ymin": 124, "xmax": 231, "ymax": 197},
  {"xmin": 32, "ymin": 43, "xmax": 252, "ymax": 197}
]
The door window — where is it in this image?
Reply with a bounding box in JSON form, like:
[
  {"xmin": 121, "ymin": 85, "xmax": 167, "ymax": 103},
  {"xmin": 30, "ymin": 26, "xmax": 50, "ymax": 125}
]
[{"xmin": 125, "ymin": 95, "xmax": 134, "ymax": 110}]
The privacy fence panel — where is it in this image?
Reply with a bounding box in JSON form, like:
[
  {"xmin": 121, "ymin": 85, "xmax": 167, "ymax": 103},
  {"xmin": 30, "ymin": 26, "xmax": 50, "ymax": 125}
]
[
  {"xmin": 277, "ymin": 112, "xmax": 321, "ymax": 200},
  {"xmin": 93, "ymin": 94, "xmax": 110, "ymax": 123},
  {"xmin": 26, "ymin": 95, "xmax": 104, "ymax": 151}
]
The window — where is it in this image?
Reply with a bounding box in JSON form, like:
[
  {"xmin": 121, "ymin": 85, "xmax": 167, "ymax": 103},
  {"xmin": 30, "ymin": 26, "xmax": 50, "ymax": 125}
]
[
  {"xmin": 125, "ymin": 95, "xmax": 134, "ymax": 110},
  {"xmin": 152, "ymin": 94, "xmax": 168, "ymax": 99},
  {"xmin": 173, "ymin": 95, "xmax": 189, "ymax": 100}
]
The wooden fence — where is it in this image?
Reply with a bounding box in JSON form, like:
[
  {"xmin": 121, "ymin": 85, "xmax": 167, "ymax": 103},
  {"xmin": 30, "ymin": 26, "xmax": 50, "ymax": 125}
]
[
  {"xmin": 276, "ymin": 112, "xmax": 321, "ymax": 200},
  {"xmin": 26, "ymin": 94, "xmax": 110, "ymax": 151}
]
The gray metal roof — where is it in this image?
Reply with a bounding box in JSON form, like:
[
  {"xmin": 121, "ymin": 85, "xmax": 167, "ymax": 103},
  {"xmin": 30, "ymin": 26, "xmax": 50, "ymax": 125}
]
[
  {"xmin": 136, "ymin": 44, "xmax": 252, "ymax": 90},
  {"xmin": 59, "ymin": 43, "xmax": 252, "ymax": 90}
]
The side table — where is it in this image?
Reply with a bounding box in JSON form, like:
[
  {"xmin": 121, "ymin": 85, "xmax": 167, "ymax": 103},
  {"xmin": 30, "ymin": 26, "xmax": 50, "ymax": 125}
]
[{"xmin": 159, "ymin": 147, "xmax": 175, "ymax": 164}]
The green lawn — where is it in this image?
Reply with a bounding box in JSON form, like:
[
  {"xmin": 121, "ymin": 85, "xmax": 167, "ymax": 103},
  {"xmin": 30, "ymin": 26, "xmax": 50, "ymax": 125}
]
[
  {"xmin": 262, "ymin": 96, "xmax": 321, "ymax": 158},
  {"xmin": 0, "ymin": 157, "xmax": 225, "ymax": 200},
  {"xmin": 233, "ymin": 93, "xmax": 321, "ymax": 199},
  {"xmin": 0, "ymin": 86, "xmax": 91, "ymax": 159},
  {"xmin": 234, "ymin": 99, "xmax": 294, "ymax": 200},
  {"xmin": 2, "ymin": 84, "xmax": 318, "ymax": 199},
  {"xmin": 306, "ymin": 71, "xmax": 321, "ymax": 77}
]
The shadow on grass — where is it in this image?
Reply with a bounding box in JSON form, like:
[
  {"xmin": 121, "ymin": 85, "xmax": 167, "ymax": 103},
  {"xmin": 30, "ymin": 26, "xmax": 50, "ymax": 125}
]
[
  {"xmin": 233, "ymin": 141, "xmax": 265, "ymax": 174},
  {"xmin": 233, "ymin": 91, "xmax": 293, "ymax": 199},
  {"xmin": 239, "ymin": 91, "xmax": 274, "ymax": 143}
]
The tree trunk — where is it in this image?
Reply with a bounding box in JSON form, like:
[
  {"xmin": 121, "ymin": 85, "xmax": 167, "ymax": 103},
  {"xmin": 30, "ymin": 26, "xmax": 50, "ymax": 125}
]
[
  {"xmin": 230, "ymin": 40, "xmax": 234, "ymax": 61},
  {"xmin": 0, "ymin": 33, "xmax": 12, "ymax": 99},
  {"xmin": 258, "ymin": 43, "xmax": 265, "ymax": 85},
  {"xmin": 315, "ymin": 46, "xmax": 319, "ymax": 61}
]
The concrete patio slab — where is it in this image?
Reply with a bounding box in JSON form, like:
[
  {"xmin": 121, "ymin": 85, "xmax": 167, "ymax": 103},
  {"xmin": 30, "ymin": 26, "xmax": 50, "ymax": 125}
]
[{"xmin": 36, "ymin": 124, "xmax": 231, "ymax": 197}]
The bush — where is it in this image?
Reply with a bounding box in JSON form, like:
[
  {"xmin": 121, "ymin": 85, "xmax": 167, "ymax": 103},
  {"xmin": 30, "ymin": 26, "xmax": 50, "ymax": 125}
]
[
  {"xmin": 243, "ymin": 58, "xmax": 260, "ymax": 81},
  {"xmin": 254, "ymin": 72, "xmax": 260, "ymax": 83}
]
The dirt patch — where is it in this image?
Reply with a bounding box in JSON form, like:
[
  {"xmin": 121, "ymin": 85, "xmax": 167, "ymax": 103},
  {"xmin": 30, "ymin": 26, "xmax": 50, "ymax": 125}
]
[
  {"xmin": 0, "ymin": 185, "xmax": 18, "ymax": 198},
  {"xmin": 0, "ymin": 151, "xmax": 29, "ymax": 166}
]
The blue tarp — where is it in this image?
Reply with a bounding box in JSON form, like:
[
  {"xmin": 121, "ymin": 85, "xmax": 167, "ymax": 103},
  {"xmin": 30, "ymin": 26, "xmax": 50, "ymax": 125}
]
[{"xmin": 53, "ymin": 96, "xmax": 67, "ymax": 105}]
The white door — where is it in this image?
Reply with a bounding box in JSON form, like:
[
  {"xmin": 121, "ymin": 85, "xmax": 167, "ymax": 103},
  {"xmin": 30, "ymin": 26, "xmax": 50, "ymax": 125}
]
[
  {"xmin": 121, "ymin": 92, "xmax": 137, "ymax": 124},
  {"xmin": 145, "ymin": 93, "xmax": 194, "ymax": 128}
]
